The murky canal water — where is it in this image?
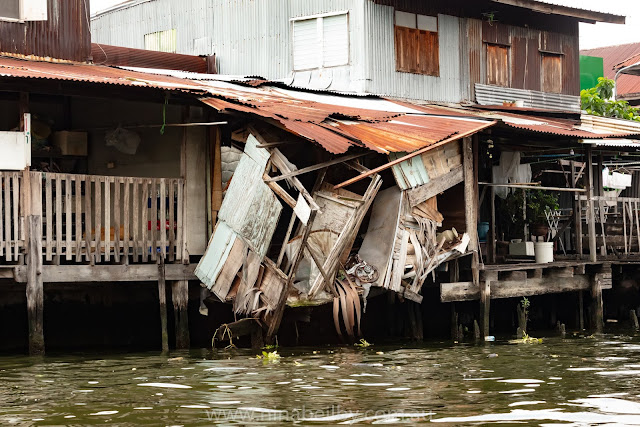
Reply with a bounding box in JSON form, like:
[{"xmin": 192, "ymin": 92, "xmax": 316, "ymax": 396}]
[{"xmin": 3, "ymin": 335, "xmax": 640, "ymax": 425}]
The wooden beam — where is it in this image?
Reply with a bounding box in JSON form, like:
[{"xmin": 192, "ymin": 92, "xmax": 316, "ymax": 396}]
[
  {"xmin": 479, "ymin": 183, "xmax": 586, "ymax": 192},
  {"xmin": 406, "ymin": 166, "xmax": 463, "ymax": 207},
  {"xmin": 264, "ymin": 152, "xmax": 367, "ymax": 183},
  {"xmin": 13, "ymin": 263, "xmax": 197, "ymax": 283},
  {"xmin": 158, "ymin": 259, "xmax": 169, "ymax": 353},
  {"xmin": 490, "ymin": 0, "xmax": 625, "ymax": 24},
  {"xmin": 26, "ymin": 215, "xmax": 44, "ymax": 355},
  {"xmin": 332, "ymin": 121, "xmax": 496, "ymax": 189},
  {"xmin": 441, "ymin": 275, "xmax": 591, "ymax": 302},
  {"xmin": 591, "ymin": 270, "xmax": 604, "ymax": 333}
]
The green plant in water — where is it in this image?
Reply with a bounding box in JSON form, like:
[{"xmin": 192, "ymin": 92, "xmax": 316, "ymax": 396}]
[
  {"xmin": 521, "ymin": 297, "xmax": 530, "ymax": 313},
  {"xmin": 257, "ymin": 350, "xmax": 281, "ymax": 362},
  {"xmin": 355, "ymin": 339, "xmax": 372, "ymax": 348}
]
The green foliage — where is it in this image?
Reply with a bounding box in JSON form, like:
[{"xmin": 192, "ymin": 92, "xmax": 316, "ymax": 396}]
[
  {"xmin": 354, "ymin": 339, "xmax": 372, "ymax": 348},
  {"xmin": 505, "ymin": 190, "xmax": 559, "ymax": 226},
  {"xmin": 257, "ymin": 350, "xmax": 281, "ymax": 362},
  {"xmin": 581, "ymin": 77, "xmax": 640, "ymax": 122},
  {"xmin": 521, "ymin": 297, "xmax": 530, "ymax": 313}
]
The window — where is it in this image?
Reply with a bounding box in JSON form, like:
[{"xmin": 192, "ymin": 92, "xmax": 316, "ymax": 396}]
[
  {"xmin": 0, "ymin": 0, "xmax": 47, "ymax": 22},
  {"xmin": 542, "ymin": 53, "xmax": 563, "ymax": 93},
  {"xmin": 486, "ymin": 44, "xmax": 509, "ymax": 87},
  {"xmin": 292, "ymin": 13, "xmax": 349, "ymax": 71},
  {"xmin": 144, "ymin": 29, "xmax": 177, "ymax": 53},
  {"xmin": 394, "ymin": 11, "xmax": 439, "ymax": 76}
]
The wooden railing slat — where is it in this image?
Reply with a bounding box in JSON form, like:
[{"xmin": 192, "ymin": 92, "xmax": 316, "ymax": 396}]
[
  {"xmin": 75, "ymin": 178, "xmax": 82, "ymax": 262},
  {"xmin": 104, "ymin": 177, "xmax": 111, "ymax": 262},
  {"xmin": 84, "ymin": 177, "xmax": 92, "ymax": 261},
  {"xmin": 113, "ymin": 178, "xmax": 121, "ymax": 263},
  {"xmin": 12, "ymin": 174, "xmax": 19, "ymax": 261},
  {"xmin": 45, "ymin": 174, "xmax": 52, "ymax": 261},
  {"xmin": 55, "ymin": 176, "xmax": 62, "ymax": 260},
  {"xmin": 168, "ymin": 179, "xmax": 175, "ymax": 262},
  {"xmin": 132, "ymin": 179, "xmax": 139, "ymax": 262},
  {"xmin": 141, "ymin": 181, "xmax": 148, "ymax": 263},
  {"xmin": 4, "ymin": 173, "xmax": 10, "ymax": 262},
  {"xmin": 95, "ymin": 176, "xmax": 102, "ymax": 263},
  {"xmin": 150, "ymin": 180, "xmax": 157, "ymax": 262},
  {"xmin": 65, "ymin": 177, "xmax": 72, "ymax": 261},
  {"xmin": 160, "ymin": 178, "xmax": 166, "ymax": 259},
  {"xmin": 176, "ymin": 179, "xmax": 183, "ymax": 262}
]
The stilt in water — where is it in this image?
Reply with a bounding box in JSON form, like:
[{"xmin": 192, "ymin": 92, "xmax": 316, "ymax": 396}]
[
  {"xmin": 172, "ymin": 280, "xmax": 190, "ymax": 349},
  {"xmin": 26, "ymin": 215, "xmax": 45, "ymax": 355},
  {"xmin": 556, "ymin": 321, "xmax": 566, "ymax": 337},
  {"xmin": 451, "ymin": 303, "xmax": 459, "ymax": 341},
  {"xmin": 591, "ymin": 271, "xmax": 604, "ymax": 333},
  {"xmin": 630, "ymin": 309, "xmax": 639, "ymax": 331},
  {"xmin": 158, "ymin": 259, "xmax": 169, "ymax": 353},
  {"xmin": 578, "ymin": 291, "xmax": 585, "ymax": 330},
  {"xmin": 516, "ymin": 302, "xmax": 527, "ymax": 338},
  {"xmin": 473, "ymin": 320, "xmax": 480, "ymax": 342}
]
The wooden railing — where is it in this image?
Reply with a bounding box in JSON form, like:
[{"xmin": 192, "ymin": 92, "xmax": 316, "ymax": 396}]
[
  {"xmin": 0, "ymin": 171, "xmax": 23, "ymax": 261},
  {"xmin": 0, "ymin": 171, "xmax": 184, "ymax": 263},
  {"xmin": 578, "ymin": 195, "xmax": 640, "ymax": 256}
]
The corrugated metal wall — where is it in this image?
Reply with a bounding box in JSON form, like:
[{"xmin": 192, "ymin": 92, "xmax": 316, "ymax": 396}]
[
  {"xmin": 0, "ymin": 0, "xmax": 91, "ymax": 62},
  {"xmin": 362, "ymin": 2, "xmax": 466, "ymax": 103},
  {"xmin": 92, "ymin": 0, "xmax": 364, "ymax": 87}
]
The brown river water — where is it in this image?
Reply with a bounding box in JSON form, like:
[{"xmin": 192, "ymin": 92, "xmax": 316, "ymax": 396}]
[{"xmin": 3, "ymin": 334, "xmax": 640, "ymax": 425}]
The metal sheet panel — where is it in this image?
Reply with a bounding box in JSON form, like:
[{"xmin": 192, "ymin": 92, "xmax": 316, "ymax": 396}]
[
  {"xmin": 0, "ymin": 0, "xmax": 91, "ymax": 62},
  {"xmin": 363, "ymin": 4, "xmax": 464, "ymax": 103},
  {"xmin": 91, "ymin": 43, "xmax": 208, "ymax": 73},
  {"xmin": 475, "ymin": 83, "xmax": 581, "ymax": 113}
]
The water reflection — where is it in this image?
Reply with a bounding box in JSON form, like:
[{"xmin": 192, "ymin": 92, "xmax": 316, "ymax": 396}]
[{"xmin": 2, "ymin": 335, "xmax": 640, "ymax": 424}]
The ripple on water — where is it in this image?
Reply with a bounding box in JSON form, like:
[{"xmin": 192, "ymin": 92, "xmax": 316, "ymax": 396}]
[{"xmin": 137, "ymin": 382, "xmax": 192, "ymax": 389}]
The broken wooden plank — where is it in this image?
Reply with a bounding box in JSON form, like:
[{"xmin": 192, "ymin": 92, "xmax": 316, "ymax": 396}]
[
  {"xmin": 265, "ymin": 152, "xmax": 366, "ymax": 182},
  {"xmin": 406, "ymin": 166, "xmax": 463, "ymax": 207}
]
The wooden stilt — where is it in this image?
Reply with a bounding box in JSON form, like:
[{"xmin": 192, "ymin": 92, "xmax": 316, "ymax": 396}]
[
  {"xmin": 590, "ymin": 271, "xmax": 604, "ymax": 333},
  {"xmin": 631, "ymin": 309, "xmax": 639, "ymax": 331},
  {"xmin": 578, "ymin": 291, "xmax": 585, "ymax": 330},
  {"xmin": 26, "ymin": 215, "xmax": 44, "ymax": 355},
  {"xmin": 157, "ymin": 259, "xmax": 169, "ymax": 352},
  {"xmin": 516, "ymin": 302, "xmax": 526, "ymax": 338},
  {"xmin": 171, "ymin": 280, "xmax": 190, "ymax": 349},
  {"xmin": 585, "ymin": 146, "xmax": 597, "ymax": 262},
  {"xmin": 479, "ymin": 271, "xmax": 496, "ymax": 339},
  {"xmin": 473, "ymin": 320, "xmax": 480, "ymax": 342},
  {"xmin": 451, "ymin": 303, "xmax": 459, "ymax": 341}
]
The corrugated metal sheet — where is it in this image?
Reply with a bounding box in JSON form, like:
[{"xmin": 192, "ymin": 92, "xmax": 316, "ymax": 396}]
[
  {"xmin": 581, "ymin": 43, "xmax": 640, "ymax": 100},
  {"xmin": 0, "ymin": 0, "xmax": 91, "ymax": 62},
  {"xmin": 475, "ymin": 83, "xmax": 581, "ymax": 113},
  {"xmin": 92, "ymin": 0, "xmax": 365, "ymax": 92},
  {"xmin": 91, "ymin": 43, "xmax": 208, "ymax": 73},
  {"xmin": 0, "ymin": 56, "xmax": 207, "ymax": 92},
  {"xmin": 579, "ymin": 114, "xmax": 640, "ymax": 135},
  {"xmin": 363, "ymin": 6, "xmax": 465, "ymax": 103},
  {"xmin": 581, "ymin": 139, "xmax": 640, "ymax": 148}
]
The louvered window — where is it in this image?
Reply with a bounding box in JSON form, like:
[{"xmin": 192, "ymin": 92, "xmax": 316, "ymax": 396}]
[{"xmin": 292, "ymin": 13, "xmax": 349, "ymax": 71}]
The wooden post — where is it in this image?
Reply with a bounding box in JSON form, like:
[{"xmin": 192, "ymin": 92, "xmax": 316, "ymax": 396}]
[
  {"xmin": 571, "ymin": 160, "xmax": 583, "ymax": 257},
  {"xmin": 585, "ymin": 147, "xmax": 598, "ymax": 262},
  {"xmin": 463, "ymin": 137, "xmax": 479, "ymax": 280},
  {"xmin": 631, "ymin": 309, "xmax": 639, "ymax": 331},
  {"xmin": 451, "ymin": 303, "xmax": 459, "ymax": 341},
  {"xmin": 26, "ymin": 215, "xmax": 44, "ymax": 355},
  {"xmin": 158, "ymin": 258, "xmax": 169, "ymax": 353},
  {"xmin": 479, "ymin": 271, "xmax": 495, "ymax": 339},
  {"xmin": 180, "ymin": 106, "xmax": 190, "ymax": 262},
  {"xmin": 578, "ymin": 291, "xmax": 585, "ymax": 330},
  {"xmin": 211, "ymin": 126, "xmax": 222, "ymax": 226},
  {"xmin": 590, "ymin": 271, "xmax": 604, "ymax": 333},
  {"xmin": 489, "ymin": 186, "xmax": 496, "ymax": 264},
  {"xmin": 171, "ymin": 280, "xmax": 190, "ymax": 349}
]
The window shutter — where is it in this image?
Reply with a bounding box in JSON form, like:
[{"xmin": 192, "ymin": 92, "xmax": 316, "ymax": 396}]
[
  {"xmin": 293, "ymin": 19, "xmax": 320, "ymax": 71},
  {"xmin": 144, "ymin": 29, "xmax": 177, "ymax": 53},
  {"xmin": 542, "ymin": 54, "xmax": 563, "ymax": 93},
  {"xmin": 487, "ymin": 44, "xmax": 509, "ymax": 87},
  {"xmin": 322, "ymin": 14, "xmax": 349, "ymax": 67}
]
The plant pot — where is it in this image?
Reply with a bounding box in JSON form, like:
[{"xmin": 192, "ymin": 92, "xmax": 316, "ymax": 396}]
[{"xmin": 530, "ymin": 223, "xmax": 549, "ymax": 237}]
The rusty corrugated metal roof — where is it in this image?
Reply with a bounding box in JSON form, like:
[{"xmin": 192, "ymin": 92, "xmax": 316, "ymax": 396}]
[
  {"xmin": 0, "ymin": 55, "xmax": 207, "ymax": 93},
  {"xmin": 91, "ymin": 43, "xmax": 208, "ymax": 73},
  {"xmin": 581, "ymin": 43, "xmax": 640, "ymax": 99},
  {"xmin": 473, "ymin": 109, "xmax": 640, "ymax": 138},
  {"xmin": 201, "ymin": 95, "xmax": 496, "ymax": 154}
]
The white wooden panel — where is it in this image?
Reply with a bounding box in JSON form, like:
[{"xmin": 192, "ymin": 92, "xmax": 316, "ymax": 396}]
[
  {"xmin": 218, "ymin": 134, "xmax": 282, "ymax": 257},
  {"xmin": 293, "ymin": 18, "xmax": 320, "ymax": 71},
  {"xmin": 0, "ymin": 132, "xmax": 28, "ymax": 170},
  {"xmin": 194, "ymin": 221, "xmax": 237, "ymax": 289},
  {"xmin": 322, "ymin": 13, "xmax": 349, "ymax": 67},
  {"xmin": 395, "ymin": 11, "xmax": 416, "ymax": 29},
  {"xmin": 417, "ymin": 14, "xmax": 437, "ymax": 32}
]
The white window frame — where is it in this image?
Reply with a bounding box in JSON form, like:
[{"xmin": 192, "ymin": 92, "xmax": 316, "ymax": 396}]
[{"xmin": 291, "ymin": 11, "xmax": 350, "ymax": 72}]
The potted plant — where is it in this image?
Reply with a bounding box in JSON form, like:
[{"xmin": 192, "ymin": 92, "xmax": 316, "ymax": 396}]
[{"xmin": 503, "ymin": 189, "xmax": 559, "ymax": 238}]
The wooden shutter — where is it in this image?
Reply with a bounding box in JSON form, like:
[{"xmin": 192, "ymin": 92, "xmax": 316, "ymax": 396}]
[
  {"xmin": 486, "ymin": 44, "xmax": 509, "ymax": 87},
  {"xmin": 542, "ymin": 54, "xmax": 563, "ymax": 93},
  {"xmin": 395, "ymin": 26, "xmax": 439, "ymax": 76}
]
